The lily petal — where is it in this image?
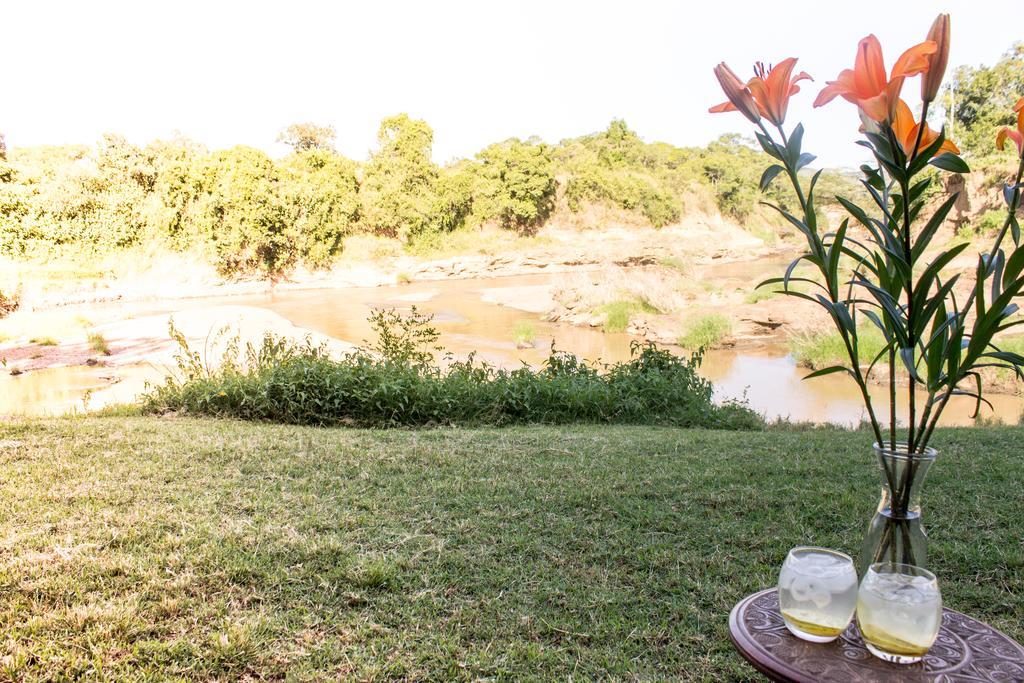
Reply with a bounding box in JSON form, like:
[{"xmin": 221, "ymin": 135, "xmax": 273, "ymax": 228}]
[
  {"xmin": 853, "ymin": 36, "xmax": 888, "ymax": 98},
  {"xmin": 709, "ymin": 101, "xmax": 737, "ymax": 114},
  {"xmin": 814, "ymin": 70, "xmax": 856, "ymax": 107},
  {"xmin": 890, "ymin": 40, "xmax": 937, "ymax": 79}
]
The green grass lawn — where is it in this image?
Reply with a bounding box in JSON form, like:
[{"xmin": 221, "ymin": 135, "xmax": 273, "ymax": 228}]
[{"xmin": 1, "ymin": 418, "xmax": 1021, "ymax": 680}]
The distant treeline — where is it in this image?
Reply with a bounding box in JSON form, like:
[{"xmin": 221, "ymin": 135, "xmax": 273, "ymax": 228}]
[{"xmin": 0, "ymin": 117, "xmax": 852, "ymax": 278}]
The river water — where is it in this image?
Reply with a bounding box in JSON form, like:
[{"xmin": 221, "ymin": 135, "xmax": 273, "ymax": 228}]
[{"xmin": 2, "ymin": 268, "xmax": 1021, "ymax": 425}]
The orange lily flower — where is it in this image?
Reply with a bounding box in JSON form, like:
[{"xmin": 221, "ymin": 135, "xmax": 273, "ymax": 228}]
[
  {"xmin": 711, "ymin": 58, "xmax": 812, "ymax": 127},
  {"xmin": 920, "ymin": 14, "xmax": 950, "ymax": 103},
  {"xmin": 814, "ymin": 35, "xmax": 937, "ymax": 123},
  {"xmin": 891, "ymin": 99, "xmax": 958, "ymax": 159},
  {"xmin": 995, "ymin": 98, "xmax": 1024, "ymax": 157},
  {"xmin": 710, "ymin": 63, "xmax": 761, "ymax": 124}
]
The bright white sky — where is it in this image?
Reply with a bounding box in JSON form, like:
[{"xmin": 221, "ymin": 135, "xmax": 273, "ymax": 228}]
[{"xmin": 4, "ymin": 1, "xmax": 1017, "ymax": 168}]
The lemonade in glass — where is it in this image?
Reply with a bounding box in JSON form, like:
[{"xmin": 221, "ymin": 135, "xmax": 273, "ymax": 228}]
[
  {"xmin": 857, "ymin": 562, "xmax": 942, "ymax": 663},
  {"xmin": 777, "ymin": 547, "xmax": 858, "ymax": 642}
]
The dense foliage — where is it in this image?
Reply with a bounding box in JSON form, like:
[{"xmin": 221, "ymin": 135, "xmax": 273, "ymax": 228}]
[
  {"xmin": 0, "ymin": 117, "xmax": 855, "ymax": 278},
  {"xmin": 143, "ymin": 308, "xmax": 760, "ymax": 429}
]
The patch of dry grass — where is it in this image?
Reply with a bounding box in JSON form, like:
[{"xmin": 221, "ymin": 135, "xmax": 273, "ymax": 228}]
[{"xmin": 554, "ymin": 266, "xmax": 695, "ymax": 316}]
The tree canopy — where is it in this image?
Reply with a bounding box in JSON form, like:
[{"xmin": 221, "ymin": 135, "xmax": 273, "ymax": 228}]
[
  {"xmin": 276, "ymin": 122, "xmax": 337, "ymax": 153},
  {"xmin": 0, "ymin": 115, "xmax": 863, "ymax": 279},
  {"xmin": 942, "ymin": 43, "xmax": 1024, "ymax": 157}
]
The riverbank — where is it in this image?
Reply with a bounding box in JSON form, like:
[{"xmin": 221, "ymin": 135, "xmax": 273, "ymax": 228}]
[
  {"xmin": 2, "ymin": 216, "xmax": 1022, "ymax": 419},
  {"xmin": 0, "ymin": 219, "xmax": 775, "ymax": 312},
  {"xmin": 1, "ymin": 417, "xmax": 1020, "ymax": 679},
  {"xmin": 0, "ymin": 219, "xmax": 791, "ymax": 413}
]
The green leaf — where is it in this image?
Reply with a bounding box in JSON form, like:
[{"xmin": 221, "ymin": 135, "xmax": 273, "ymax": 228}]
[
  {"xmin": 759, "ymin": 165, "xmax": 785, "ymax": 192},
  {"xmin": 1003, "ymin": 247, "xmax": 1024, "ymax": 289},
  {"xmin": 795, "ymin": 153, "xmax": 816, "ymax": 171},
  {"xmin": 1003, "ymin": 182, "xmax": 1020, "ymax": 209},
  {"xmin": 786, "ymin": 123, "xmax": 805, "ymax": 165},
  {"xmin": 755, "ymin": 132, "xmax": 783, "ymax": 161},
  {"xmin": 908, "ymin": 131, "xmax": 948, "ymax": 177},
  {"xmin": 802, "ymin": 366, "xmax": 852, "ymax": 380},
  {"xmin": 911, "ymin": 194, "xmax": 959, "ymax": 262},
  {"xmin": 899, "ymin": 347, "xmax": 923, "ymax": 383},
  {"xmin": 929, "ymin": 153, "xmax": 970, "ymax": 174},
  {"xmin": 860, "ymin": 165, "xmax": 884, "ymax": 191}
]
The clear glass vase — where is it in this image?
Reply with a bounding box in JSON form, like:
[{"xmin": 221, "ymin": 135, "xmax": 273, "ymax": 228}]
[{"xmin": 858, "ymin": 443, "xmax": 936, "ymax": 575}]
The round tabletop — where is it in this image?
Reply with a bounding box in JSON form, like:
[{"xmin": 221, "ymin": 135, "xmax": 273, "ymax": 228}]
[{"xmin": 729, "ymin": 589, "xmax": 1024, "ymax": 682}]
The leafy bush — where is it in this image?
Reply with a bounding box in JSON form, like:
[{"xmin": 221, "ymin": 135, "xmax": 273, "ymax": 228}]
[
  {"xmin": 142, "ymin": 310, "xmax": 760, "ymax": 429},
  {"xmin": 278, "ymin": 150, "xmax": 360, "ymax": 267},
  {"xmin": 194, "ymin": 147, "xmax": 293, "ymax": 277},
  {"xmin": 974, "ymin": 209, "xmax": 1007, "ymax": 236},
  {"xmin": 474, "ymin": 138, "xmax": 557, "ymax": 231},
  {"xmin": 359, "ymin": 114, "xmax": 439, "ymax": 240},
  {"xmin": 559, "ymin": 121, "xmax": 681, "ymax": 227},
  {"xmin": 942, "ymin": 43, "xmax": 1024, "ymax": 157},
  {"xmin": 564, "ymin": 166, "xmax": 679, "ymax": 227}
]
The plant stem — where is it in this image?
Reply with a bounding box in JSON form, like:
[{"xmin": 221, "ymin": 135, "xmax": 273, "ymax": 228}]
[
  {"xmin": 880, "ymin": 176, "xmax": 897, "ymax": 451},
  {"xmin": 760, "ymin": 121, "xmax": 884, "ymax": 444}
]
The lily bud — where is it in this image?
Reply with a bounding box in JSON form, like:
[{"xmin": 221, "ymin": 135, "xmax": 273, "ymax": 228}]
[
  {"xmin": 712, "ymin": 63, "xmax": 761, "ymax": 124},
  {"xmin": 921, "ymin": 14, "xmax": 950, "ymax": 103}
]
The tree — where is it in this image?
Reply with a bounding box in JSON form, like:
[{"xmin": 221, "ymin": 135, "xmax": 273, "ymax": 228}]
[
  {"xmin": 360, "ymin": 114, "xmax": 439, "ymax": 239},
  {"xmin": 279, "ymin": 149, "xmax": 360, "ymax": 267},
  {"xmin": 474, "ymin": 138, "xmax": 557, "ymax": 231},
  {"xmin": 194, "ymin": 146, "xmax": 292, "ymax": 278},
  {"xmin": 941, "ymin": 43, "xmax": 1024, "ymax": 157},
  {"xmin": 276, "ymin": 122, "xmax": 337, "ymax": 152}
]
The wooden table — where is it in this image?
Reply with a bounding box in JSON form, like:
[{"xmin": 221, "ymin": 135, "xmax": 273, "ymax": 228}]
[{"xmin": 729, "ymin": 588, "xmax": 1024, "ymax": 682}]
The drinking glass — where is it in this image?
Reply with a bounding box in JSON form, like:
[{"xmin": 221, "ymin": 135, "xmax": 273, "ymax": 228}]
[
  {"xmin": 856, "ymin": 562, "xmax": 942, "ymax": 664},
  {"xmin": 777, "ymin": 546, "xmax": 858, "ymax": 642}
]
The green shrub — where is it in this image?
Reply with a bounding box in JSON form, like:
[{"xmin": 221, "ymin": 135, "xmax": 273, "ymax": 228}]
[
  {"xmin": 678, "ymin": 314, "xmax": 732, "ymax": 350},
  {"xmin": 142, "ymin": 310, "xmax": 760, "ymax": 429},
  {"xmin": 599, "ymin": 299, "xmax": 659, "ymax": 333},
  {"xmin": 789, "ymin": 325, "xmax": 887, "ymax": 371},
  {"xmin": 360, "ymin": 114, "xmax": 439, "ymax": 240},
  {"xmin": 278, "ymin": 149, "xmax": 360, "ymax": 268},
  {"xmin": 974, "ymin": 209, "xmax": 1006, "ymax": 236},
  {"xmin": 195, "ymin": 146, "xmax": 293, "ymax": 277},
  {"xmin": 0, "ymin": 116, "xmax": 874, "ymax": 277},
  {"xmin": 474, "ymin": 138, "xmax": 557, "ymax": 231},
  {"xmin": 657, "ymin": 257, "xmax": 691, "ymax": 274},
  {"xmin": 560, "ymin": 121, "xmax": 681, "ymax": 227}
]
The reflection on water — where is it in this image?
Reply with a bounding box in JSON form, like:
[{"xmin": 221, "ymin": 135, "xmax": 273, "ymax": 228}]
[
  {"xmin": 701, "ymin": 347, "xmax": 1022, "ymax": 427},
  {"xmin": 1, "ymin": 269, "xmax": 1021, "ymax": 425},
  {"xmin": 0, "ymin": 365, "xmax": 164, "ymax": 416}
]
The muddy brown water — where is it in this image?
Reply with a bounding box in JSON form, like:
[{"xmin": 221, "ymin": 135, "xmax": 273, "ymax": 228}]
[{"xmin": 2, "ymin": 267, "xmax": 1021, "ymax": 425}]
